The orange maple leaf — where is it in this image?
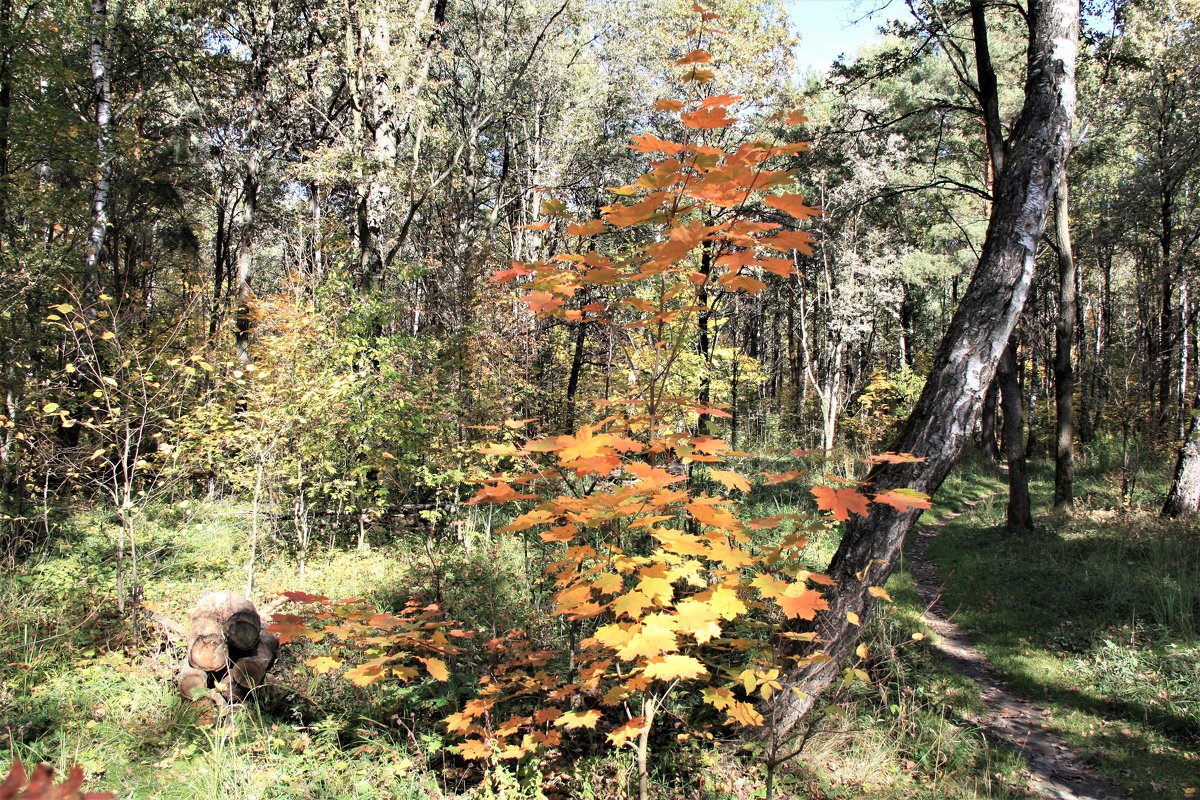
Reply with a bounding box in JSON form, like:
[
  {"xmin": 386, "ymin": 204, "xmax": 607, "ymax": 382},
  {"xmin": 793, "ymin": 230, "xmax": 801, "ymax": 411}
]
[
  {"xmin": 774, "ymin": 583, "xmax": 828, "ymax": 620},
  {"xmin": 709, "ymin": 468, "xmax": 750, "ymax": 493},
  {"xmin": 681, "ymin": 106, "xmax": 735, "ymax": 129},
  {"xmin": 873, "ymin": 488, "xmax": 932, "ymax": 512},
  {"xmin": 865, "ymin": 451, "xmax": 926, "ymax": 464},
  {"xmin": 466, "ymin": 482, "xmax": 537, "ymax": 505},
  {"xmin": 567, "ymin": 219, "xmax": 607, "ymax": 236},
  {"xmin": 811, "ymin": 485, "xmax": 871, "ymax": 522},
  {"xmin": 492, "ymin": 262, "xmax": 533, "ymax": 282},
  {"xmin": 717, "ymin": 273, "xmax": 767, "ymax": 293},
  {"xmin": 628, "ymin": 134, "xmax": 688, "ymax": 155},
  {"xmin": 758, "ymin": 257, "xmax": 798, "ymax": 277},
  {"xmin": 675, "ymin": 49, "xmax": 711, "ymax": 65},
  {"xmin": 758, "ymin": 229, "xmax": 813, "ymax": 254},
  {"xmin": 607, "ymin": 716, "xmax": 647, "ymax": 747}
]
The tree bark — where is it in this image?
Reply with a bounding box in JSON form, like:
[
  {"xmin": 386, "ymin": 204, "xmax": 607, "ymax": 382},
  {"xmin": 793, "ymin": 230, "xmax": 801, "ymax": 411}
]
[
  {"xmin": 999, "ymin": 338, "xmax": 1034, "ymax": 532},
  {"xmin": 84, "ymin": 0, "xmax": 114, "ymax": 285},
  {"xmin": 564, "ymin": 319, "xmax": 586, "ymax": 434},
  {"xmin": 979, "ymin": 376, "xmax": 1000, "ymax": 460},
  {"xmin": 1053, "ymin": 172, "xmax": 1076, "ymax": 507},
  {"xmin": 760, "ymin": 0, "xmax": 1077, "ymax": 738},
  {"xmin": 233, "ymin": 0, "xmax": 278, "ymax": 367},
  {"xmin": 1163, "ymin": 394, "xmax": 1200, "ymax": 516}
]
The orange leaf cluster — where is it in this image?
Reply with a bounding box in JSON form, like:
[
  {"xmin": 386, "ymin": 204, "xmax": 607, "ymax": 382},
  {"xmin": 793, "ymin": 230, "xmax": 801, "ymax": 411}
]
[
  {"xmin": 268, "ymin": 596, "xmax": 469, "ymax": 688},
  {"xmin": 0, "ymin": 762, "xmax": 112, "ymax": 800}
]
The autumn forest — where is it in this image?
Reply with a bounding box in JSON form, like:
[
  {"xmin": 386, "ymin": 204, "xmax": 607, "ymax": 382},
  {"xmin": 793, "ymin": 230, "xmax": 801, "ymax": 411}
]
[{"xmin": 0, "ymin": 0, "xmax": 1197, "ymax": 798}]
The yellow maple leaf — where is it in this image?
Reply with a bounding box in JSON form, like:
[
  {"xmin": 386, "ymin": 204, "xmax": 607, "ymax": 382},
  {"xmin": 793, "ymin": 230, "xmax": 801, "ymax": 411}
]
[
  {"xmin": 638, "ymin": 575, "xmax": 674, "ymax": 605},
  {"xmin": 345, "ymin": 661, "xmax": 384, "ymax": 687},
  {"xmin": 615, "ymin": 617, "xmax": 679, "ymax": 661},
  {"xmin": 423, "ymin": 657, "xmax": 449, "ymax": 681},
  {"xmin": 554, "ymin": 583, "xmax": 594, "ymax": 613},
  {"xmin": 670, "ymin": 598, "xmax": 723, "ymax": 644},
  {"xmin": 643, "ymin": 654, "xmax": 708, "ymax": 681},
  {"xmin": 702, "ymin": 686, "xmax": 735, "ymax": 710},
  {"xmin": 456, "ymin": 739, "xmax": 492, "ymax": 760},
  {"xmin": 591, "ymin": 622, "xmax": 636, "ymax": 650},
  {"xmin": 593, "ymin": 572, "xmax": 624, "ymax": 594},
  {"xmin": 709, "ymin": 468, "xmax": 750, "ymax": 493},
  {"xmin": 705, "ymin": 585, "xmax": 747, "ymax": 620},
  {"xmin": 725, "ymin": 700, "xmax": 764, "ymax": 727},
  {"xmin": 554, "ymin": 709, "xmax": 602, "ymax": 729},
  {"xmin": 653, "ymin": 528, "xmax": 710, "ymax": 557},
  {"xmin": 612, "ymin": 590, "xmax": 654, "ymax": 620},
  {"xmin": 306, "ymin": 655, "xmax": 341, "ymax": 675}
]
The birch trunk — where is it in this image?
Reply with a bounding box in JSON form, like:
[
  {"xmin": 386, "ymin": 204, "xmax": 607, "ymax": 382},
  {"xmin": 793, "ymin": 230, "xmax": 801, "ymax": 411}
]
[
  {"xmin": 759, "ymin": 0, "xmax": 1077, "ymax": 738},
  {"xmin": 85, "ymin": 0, "xmax": 114, "ymax": 284}
]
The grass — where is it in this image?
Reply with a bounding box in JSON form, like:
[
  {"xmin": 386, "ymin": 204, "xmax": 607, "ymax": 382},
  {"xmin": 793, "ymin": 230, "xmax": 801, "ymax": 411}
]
[
  {"xmin": 920, "ymin": 443, "xmax": 1200, "ymax": 800},
  {"xmin": 2, "ymin": 439, "xmax": 1196, "ymax": 798}
]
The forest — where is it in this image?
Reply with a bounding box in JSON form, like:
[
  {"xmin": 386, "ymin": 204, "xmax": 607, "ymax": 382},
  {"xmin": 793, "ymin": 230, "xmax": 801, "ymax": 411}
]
[{"xmin": 0, "ymin": 0, "xmax": 1197, "ymax": 797}]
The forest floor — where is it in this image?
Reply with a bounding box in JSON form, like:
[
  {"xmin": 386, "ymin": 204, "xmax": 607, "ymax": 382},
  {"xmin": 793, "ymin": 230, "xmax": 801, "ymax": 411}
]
[
  {"xmin": 0, "ymin": 443, "xmax": 1197, "ymax": 799},
  {"xmin": 907, "ymin": 494, "xmax": 1127, "ymax": 799}
]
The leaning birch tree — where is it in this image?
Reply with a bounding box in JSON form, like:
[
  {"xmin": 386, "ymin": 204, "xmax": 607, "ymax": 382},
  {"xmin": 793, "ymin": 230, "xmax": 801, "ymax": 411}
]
[{"xmin": 761, "ymin": 0, "xmax": 1079, "ymax": 738}]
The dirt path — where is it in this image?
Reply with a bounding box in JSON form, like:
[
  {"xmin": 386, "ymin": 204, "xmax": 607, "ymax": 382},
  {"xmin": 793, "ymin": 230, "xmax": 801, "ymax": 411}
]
[{"xmin": 905, "ymin": 498, "xmax": 1128, "ymax": 800}]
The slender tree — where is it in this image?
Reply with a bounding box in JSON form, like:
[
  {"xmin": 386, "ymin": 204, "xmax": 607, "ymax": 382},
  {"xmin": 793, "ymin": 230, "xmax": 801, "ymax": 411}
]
[{"xmin": 1053, "ymin": 172, "xmax": 1076, "ymax": 507}]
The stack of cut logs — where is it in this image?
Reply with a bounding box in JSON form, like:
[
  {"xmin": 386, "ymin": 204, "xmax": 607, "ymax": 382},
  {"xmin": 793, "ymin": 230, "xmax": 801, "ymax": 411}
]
[{"xmin": 176, "ymin": 590, "xmax": 278, "ymax": 707}]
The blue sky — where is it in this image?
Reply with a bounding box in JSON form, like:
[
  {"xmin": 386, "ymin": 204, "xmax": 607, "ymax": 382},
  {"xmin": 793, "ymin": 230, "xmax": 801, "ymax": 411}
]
[{"xmin": 783, "ymin": 0, "xmax": 904, "ymax": 75}]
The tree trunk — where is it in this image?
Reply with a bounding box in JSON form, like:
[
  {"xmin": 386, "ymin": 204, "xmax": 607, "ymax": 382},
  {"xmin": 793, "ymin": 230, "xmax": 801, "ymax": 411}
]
[
  {"xmin": 176, "ymin": 665, "xmax": 210, "ymax": 701},
  {"xmin": 224, "ymin": 606, "xmax": 262, "ymax": 652},
  {"xmin": 1053, "ymin": 172, "xmax": 1076, "ymax": 508},
  {"xmin": 760, "ymin": 0, "xmax": 1077, "ymax": 738},
  {"xmin": 564, "ymin": 320, "xmax": 586, "ymax": 434},
  {"xmin": 1000, "ymin": 338, "xmax": 1034, "ymax": 533},
  {"xmin": 696, "ymin": 246, "xmax": 713, "ymax": 433},
  {"xmin": 234, "ymin": 1, "xmax": 278, "ymax": 366},
  {"xmin": 980, "ymin": 376, "xmax": 1000, "ymax": 460},
  {"xmin": 85, "ymin": 0, "xmax": 114, "ymax": 284},
  {"xmin": 1163, "ymin": 394, "xmax": 1200, "ymax": 516}
]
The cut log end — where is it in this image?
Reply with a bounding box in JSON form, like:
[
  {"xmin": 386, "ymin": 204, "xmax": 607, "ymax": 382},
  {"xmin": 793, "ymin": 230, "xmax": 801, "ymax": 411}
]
[
  {"xmin": 230, "ymin": 631, "xmax": 278, "ymax": 690},
  {"xmin": 188, "ymin": 633, "xmax": 228, "ymax": 672},
  {"xmin": 176, "ymin": 665, "xmax": 209, "ymax": 702},
  {"xmin": 224, "ymin": 609, "xmax": 261, "ymax": 652}
]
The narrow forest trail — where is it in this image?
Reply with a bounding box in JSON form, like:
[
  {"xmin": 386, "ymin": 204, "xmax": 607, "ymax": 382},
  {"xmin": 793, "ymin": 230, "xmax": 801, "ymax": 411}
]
[{"xmin": 904, "ymin": 498, "xmax": 1128, "ymax": 800}]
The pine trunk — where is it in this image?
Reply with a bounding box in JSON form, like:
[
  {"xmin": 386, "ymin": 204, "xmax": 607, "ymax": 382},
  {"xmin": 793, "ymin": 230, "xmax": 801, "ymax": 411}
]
[
  {"xmin": 1054, "ymin": 173, "xmax": 1076, "ymax": 507},
  {"xmin": 1000, "ymin": 338, "xmax": 1034, "ymax": 533}
]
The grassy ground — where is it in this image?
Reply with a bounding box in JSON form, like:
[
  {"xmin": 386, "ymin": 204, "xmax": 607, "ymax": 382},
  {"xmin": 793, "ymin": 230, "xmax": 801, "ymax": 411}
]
[
  {"xmin": 1, "ymin": 440, "xmax": 1196, "ymax": 798},
  {"xmin": 922, "ymin": 447, "xmax": 1200, "ymax": 800}
]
